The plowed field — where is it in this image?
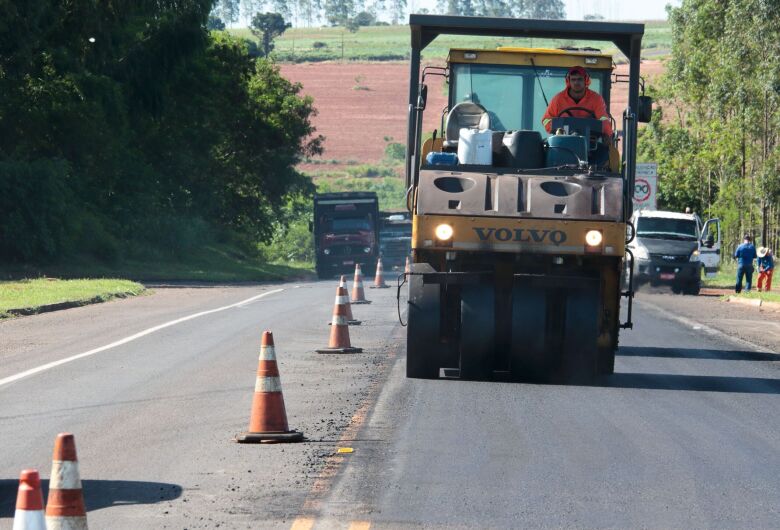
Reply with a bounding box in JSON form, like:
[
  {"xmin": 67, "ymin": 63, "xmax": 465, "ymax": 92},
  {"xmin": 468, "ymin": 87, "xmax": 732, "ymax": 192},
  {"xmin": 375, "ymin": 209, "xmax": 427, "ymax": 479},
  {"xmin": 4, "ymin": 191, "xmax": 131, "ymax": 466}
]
[{"xmin": 280, "ymin": 60, "xmax": 664, "ymax": 166}]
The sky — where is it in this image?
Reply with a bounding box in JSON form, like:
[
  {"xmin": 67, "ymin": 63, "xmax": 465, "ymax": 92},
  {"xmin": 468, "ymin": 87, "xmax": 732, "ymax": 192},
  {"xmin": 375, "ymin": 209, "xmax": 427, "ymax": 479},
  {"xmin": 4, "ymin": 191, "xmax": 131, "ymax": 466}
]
[{"xmin": 409, "ymin": 0, "xmax": 682, "ymax": 21}]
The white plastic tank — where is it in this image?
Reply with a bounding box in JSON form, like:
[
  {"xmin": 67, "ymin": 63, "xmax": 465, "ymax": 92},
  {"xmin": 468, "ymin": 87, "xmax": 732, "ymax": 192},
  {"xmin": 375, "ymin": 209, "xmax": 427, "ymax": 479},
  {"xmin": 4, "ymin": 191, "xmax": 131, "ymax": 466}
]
[{"xmin": 457, "ymin": 128, "xmax": 493, "ymax": 165}]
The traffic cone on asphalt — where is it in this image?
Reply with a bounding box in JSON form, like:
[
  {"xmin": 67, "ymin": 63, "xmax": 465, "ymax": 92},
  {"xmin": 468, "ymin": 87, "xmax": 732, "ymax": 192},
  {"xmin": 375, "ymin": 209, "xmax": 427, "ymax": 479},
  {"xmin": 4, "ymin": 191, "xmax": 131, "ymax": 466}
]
[
  {"xmin": 13, "ymin": 469, "xmax": 45, "ymax": 530},
  {"xmin": 316, "ymin": 284, "xmax": 363, "ymax": 354},
  {"xmin": 405, "ymin": 256, "xmax": 411, "ymax": 274},
  {"xmin": 236, "ymin": 331, "xmax": 303, "ymax": 443},
  {"xmin": 370, "ymin": 258, "xmax": 389, "ymax": 289},
  {"xmin": 332, "ymin": 276, "xmax": 360, "ymax": 325},
  {"xmin": 45, "ymin": 433, "xmax": 88, "ymax": 530},
  {"xmin": 351, "ymin": 264, "xmax": 371, "ymax": 304}
]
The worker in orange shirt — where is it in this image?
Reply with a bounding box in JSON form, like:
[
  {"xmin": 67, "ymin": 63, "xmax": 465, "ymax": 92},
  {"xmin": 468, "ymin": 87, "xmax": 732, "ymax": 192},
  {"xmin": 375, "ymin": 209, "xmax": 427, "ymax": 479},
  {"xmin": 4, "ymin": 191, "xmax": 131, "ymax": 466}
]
[{"xmin": 542, "ymin": 66, "xmax": 613, "ymax": 139}]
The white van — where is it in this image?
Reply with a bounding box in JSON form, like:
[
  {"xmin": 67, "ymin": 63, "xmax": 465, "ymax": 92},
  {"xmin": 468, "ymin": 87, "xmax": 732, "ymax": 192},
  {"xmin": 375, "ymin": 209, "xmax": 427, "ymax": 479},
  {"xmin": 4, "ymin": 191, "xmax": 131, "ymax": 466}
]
[{"xmin": 626, "ymin": 210, "xmax": 721, "ymax": 294}]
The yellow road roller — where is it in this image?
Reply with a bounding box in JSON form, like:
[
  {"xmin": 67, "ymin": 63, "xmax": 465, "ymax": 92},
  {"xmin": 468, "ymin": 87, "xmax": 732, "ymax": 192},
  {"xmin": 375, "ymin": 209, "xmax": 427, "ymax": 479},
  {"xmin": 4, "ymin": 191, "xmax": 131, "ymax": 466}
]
[{"xmin": 403, "ymin": 15, "xmax": 651, "ymax": 381}]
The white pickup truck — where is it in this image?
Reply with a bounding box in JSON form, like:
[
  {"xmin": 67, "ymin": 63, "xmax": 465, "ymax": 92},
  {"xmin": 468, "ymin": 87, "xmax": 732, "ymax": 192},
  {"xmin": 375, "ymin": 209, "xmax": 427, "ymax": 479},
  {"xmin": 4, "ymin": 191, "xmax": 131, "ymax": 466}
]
[{"xmin": 626, "ymin": 209, "xmax": 721, "ymax": 294}]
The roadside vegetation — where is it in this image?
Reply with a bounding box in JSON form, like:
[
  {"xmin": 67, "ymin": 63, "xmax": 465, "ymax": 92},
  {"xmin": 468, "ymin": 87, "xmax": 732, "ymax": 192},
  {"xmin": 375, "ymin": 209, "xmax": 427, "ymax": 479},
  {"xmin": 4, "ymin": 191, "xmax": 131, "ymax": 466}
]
[
  {"xmin": 0, "ymin": 279, "xmax": 146, "ymax": 319},
  {"xmin": 0, "ymin": 2, "xmax": 321, "ymax": 284},
  {"xmin": 638, "ymin": 0, "xmax": 780, "ymax": 262}
]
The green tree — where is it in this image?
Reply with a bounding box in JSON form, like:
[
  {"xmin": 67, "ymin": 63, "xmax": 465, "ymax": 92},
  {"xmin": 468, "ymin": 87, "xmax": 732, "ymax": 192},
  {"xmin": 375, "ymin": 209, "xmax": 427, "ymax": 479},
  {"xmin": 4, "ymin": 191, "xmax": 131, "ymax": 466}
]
[
  {"xmin": 325, "ymin": 0, "xmax": 357, "ymax": 25},
  {"xmin": 208, "ymin": 15, "xmax": 227, "ymax": 30},
  {"xmin": 250, "ymin": 12, "xmax": 292, "ymax": 57}
]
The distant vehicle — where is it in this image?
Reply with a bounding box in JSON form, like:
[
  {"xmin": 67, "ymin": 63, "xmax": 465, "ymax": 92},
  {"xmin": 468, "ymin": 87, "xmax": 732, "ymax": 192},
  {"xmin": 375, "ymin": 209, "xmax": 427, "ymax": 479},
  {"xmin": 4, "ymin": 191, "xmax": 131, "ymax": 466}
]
[
  {"xmin": 626, "ymin": 209, "xmax": 721, "ymax": 294},
  {"xmin": 379, "ymin": 212, "xmax": 412, "ymax": 271},
  {"xmin": 312, "ymin": 192, "xmax": 379, "ymax": 279}
]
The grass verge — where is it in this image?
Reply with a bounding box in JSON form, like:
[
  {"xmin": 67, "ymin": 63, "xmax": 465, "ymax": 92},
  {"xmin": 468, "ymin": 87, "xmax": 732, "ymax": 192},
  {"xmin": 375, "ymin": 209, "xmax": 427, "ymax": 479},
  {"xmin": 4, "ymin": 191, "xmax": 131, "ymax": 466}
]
[
  {"xmin": 0, "ymin": 279, "xmax": 146, "ymax": 318},
  {"xmin": 1, "ymin": 244, "xmax": 314, "ymax": 284},
  {"xmin": 703, "ymin": 261, "xmax": 780, "ymax": 302}
]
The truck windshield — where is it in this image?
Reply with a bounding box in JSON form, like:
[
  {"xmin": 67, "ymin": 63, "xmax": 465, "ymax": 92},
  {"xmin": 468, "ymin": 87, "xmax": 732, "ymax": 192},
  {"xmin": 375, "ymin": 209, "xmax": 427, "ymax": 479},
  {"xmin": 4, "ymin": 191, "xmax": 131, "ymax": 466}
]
[
  {"xmin": 636, "ymin": 218, "xmax": 698, "ymax": 240},
  {"xmin": 330, "ymin": 217, "xmax": 372, "ymax": 232},
  {"xmin": 450, "ymin": 63, "xmax": 605, "ymax": 136}
]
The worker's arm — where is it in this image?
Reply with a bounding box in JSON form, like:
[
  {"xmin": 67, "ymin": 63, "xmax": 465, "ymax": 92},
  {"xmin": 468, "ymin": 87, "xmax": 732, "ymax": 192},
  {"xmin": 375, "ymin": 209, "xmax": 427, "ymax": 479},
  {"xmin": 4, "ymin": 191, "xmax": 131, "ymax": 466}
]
[
  {"xmin": 591, "ymin": 92, "xmax": 613, "ymax": 137},
  {"xmin": 541, "ymin": 94, "xmax": 561, "ymax": 133}
]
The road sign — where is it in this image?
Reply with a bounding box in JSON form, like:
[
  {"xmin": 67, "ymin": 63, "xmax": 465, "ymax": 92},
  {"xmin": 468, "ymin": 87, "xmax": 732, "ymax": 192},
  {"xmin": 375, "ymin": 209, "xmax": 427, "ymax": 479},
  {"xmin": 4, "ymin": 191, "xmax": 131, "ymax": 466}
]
[{"xmin": 633, "ymin": 163, "xmax": 658, "ymax": 210}]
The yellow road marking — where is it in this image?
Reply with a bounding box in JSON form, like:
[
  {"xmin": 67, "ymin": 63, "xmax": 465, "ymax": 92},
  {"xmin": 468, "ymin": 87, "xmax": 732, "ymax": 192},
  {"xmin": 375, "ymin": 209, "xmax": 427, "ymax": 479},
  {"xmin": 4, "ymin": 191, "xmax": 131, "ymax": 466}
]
[
  {"xmin": 348, "ymin": 522, "xmax": 371, "ymax": 530},
  {"xmin": 290, "ymin": 516, "xmax": 315, "ymax": 530}
]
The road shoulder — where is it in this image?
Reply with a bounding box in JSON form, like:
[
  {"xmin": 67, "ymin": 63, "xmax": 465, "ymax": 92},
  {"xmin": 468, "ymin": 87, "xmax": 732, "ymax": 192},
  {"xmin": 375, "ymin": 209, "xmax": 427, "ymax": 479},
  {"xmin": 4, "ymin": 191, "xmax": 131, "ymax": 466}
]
[{"xmin": 635, "ymin": 290, "xmax": 780, "ymax": 354}]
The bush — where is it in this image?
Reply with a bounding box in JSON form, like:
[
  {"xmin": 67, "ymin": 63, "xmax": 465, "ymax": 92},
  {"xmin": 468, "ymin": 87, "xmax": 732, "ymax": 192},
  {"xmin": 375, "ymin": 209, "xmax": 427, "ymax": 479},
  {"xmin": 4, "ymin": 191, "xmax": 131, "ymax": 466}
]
[
  {"xmin": 312, "ymin": 41, "xmax": 327, "ymax": 49},
  {"xmin": 346, "ymin": 164, "xmax": 397, "ymax": 178},
  {"xmin": 0, "ymin": 159, "xmax": 75, "ymax": 262},
  {"xmin": 132, "ymin": 214, "xmax": 217, "ymax": 259},
  {"xmin": 384, "ymin": 142, "xmax": 406, "ymax": 162}
]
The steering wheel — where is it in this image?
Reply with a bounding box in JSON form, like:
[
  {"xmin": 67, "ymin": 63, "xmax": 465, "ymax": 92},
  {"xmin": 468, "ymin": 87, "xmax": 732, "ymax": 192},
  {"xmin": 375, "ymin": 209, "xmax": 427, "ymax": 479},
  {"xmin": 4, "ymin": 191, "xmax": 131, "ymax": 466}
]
[{"xmin": 556, "ymin": 106, "xmax": 597, "ymax": 118}]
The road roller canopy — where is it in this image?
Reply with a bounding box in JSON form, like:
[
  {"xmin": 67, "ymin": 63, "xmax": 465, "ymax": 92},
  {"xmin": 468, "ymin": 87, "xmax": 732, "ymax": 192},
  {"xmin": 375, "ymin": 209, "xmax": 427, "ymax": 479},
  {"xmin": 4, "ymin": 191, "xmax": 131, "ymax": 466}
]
[
  {"xmin": 406, "ymin": 15, "xmax": 646, "ymax": 211},
  {"xmin": 447, "ymin": 47, "xmax": 614, "ymax": 138}
]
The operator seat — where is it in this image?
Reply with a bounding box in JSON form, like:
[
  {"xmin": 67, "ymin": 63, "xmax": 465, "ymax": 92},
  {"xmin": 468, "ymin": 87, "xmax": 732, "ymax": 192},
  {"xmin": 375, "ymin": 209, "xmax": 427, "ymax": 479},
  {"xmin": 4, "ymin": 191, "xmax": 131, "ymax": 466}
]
[{"xmin": 443, "ymin": 102, "xmax": 490, "ymax": 149}]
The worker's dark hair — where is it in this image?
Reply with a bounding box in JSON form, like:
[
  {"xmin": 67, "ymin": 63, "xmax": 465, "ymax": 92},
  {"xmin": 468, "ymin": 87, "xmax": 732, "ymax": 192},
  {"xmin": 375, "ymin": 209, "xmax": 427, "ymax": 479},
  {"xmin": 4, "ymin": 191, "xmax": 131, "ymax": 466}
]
[{"xmin": 744, "ymin": 233, "xmax": 752, "ymax": 241}]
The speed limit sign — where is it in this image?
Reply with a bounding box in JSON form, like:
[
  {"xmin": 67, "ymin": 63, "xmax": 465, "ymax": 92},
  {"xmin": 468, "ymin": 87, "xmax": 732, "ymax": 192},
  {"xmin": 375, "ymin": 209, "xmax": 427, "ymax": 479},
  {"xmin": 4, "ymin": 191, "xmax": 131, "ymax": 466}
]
[
  {"xmin": 634, "ymin": 178, "xmax": 651, "ymax": 202},
  {"xmin": 633, "ymin": 163, "xmax": 657, "ymax": 210}
]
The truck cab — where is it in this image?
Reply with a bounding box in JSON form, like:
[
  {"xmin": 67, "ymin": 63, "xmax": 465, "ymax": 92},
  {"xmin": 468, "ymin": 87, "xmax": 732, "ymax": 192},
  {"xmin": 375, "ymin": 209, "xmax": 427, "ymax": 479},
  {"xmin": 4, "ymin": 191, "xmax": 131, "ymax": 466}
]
[
  {"xmin": 312, "ymin": 192, "xmax": 380, "ymax": 279},
  {"xmin": 627, "ymin": 210, "xmax": 721, "ymax": 294}
]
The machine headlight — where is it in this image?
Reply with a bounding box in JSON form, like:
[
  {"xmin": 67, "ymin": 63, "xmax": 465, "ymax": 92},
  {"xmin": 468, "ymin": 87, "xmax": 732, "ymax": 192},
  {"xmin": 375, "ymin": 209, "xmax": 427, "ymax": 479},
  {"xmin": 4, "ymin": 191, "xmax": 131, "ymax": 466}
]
[
  {"xmin": 363, "ymin": 247, "xmax": 371, "ymax": 253},
  {"xmin": 323, "ymin": 249, "xmax": 331, "ymax": 255},
  {"xmin": 435, "ymin": 224, "xmax": 454, "ymax": 241},
  {"xmin": 690, "ymin": 250, "xmax": 700, "ymax": 262},
  {"xmin": 585, "ymin": 230, "xmax": 603, "ymax": 246}
]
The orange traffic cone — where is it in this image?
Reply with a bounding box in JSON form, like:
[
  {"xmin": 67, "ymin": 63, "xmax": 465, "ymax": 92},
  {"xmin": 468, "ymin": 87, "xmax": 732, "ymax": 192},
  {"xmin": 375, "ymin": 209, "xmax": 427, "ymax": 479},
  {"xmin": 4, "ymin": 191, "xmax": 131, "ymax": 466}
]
[
  {"xmin": 13, "ymin": 469, "xmax": 45, "ymax": 530},
  {"xmin": 330, "ymin": 276, "xmax": 360, "ymax": 325},
  {"xmin": 370, "ymin": 257, "xmax": 389, "ymax": 289},
  {"xmin": 351, "ymin": 264, "xmax": 371, "ymax": 304},
  {"xmin": 45, "ymin": 433, "xmax": 88, "ymax": 530},
  {"xmin": 405, "ymin": 256, "xmax": 411, "ymax": 274},
  {"xmin": 317, "ymin": 284, "xmax": 363, "ymax": 354},
  {"xmin": 236, "ymin": 331, "xmax": 303, "ymax": 443}
]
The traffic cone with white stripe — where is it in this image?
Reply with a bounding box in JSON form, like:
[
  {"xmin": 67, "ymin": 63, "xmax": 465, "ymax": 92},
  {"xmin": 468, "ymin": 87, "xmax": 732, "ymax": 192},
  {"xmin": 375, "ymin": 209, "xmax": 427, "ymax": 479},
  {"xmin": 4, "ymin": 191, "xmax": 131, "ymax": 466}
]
[
  {"xmin": 12, "ymin": 469, "xmax": 45, "ymax": 530},
  {"xmin": 236, "ymin": 331, "xmax": 303, "ymax": 443},
  {"xmin": 45, "ymin": 433, "xmax": 88, "ymax": 530},
  {"xmin": 330, "ymin": 276, "xmax": 360, "ymax": 325},
  {"xmin": 351, "ymin": 264, "xmax": 370, "ymax": 304},
  {"xmin": 317, "ymin": 284, "xmax": 363, "ymax": 354},
  {"xmin": 370, "ymin": 257, "xmax": 389, "ymax": 289}
]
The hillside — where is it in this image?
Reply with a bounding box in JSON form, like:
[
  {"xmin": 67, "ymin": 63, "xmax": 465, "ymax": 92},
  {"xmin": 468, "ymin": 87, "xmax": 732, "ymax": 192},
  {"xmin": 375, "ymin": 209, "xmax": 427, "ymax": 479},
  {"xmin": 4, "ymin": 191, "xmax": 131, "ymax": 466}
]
[{"xmin": 232, "ymin": 20, "xmax": 671, "ymax": 62}]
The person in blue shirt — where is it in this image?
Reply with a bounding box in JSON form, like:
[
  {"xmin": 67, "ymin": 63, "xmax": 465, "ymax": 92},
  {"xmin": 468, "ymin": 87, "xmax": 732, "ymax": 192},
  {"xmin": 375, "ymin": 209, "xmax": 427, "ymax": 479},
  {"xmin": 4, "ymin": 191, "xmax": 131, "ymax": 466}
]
[
  {"xmin": 757, "ymin": 246, "xmax": 774, "ymax": 292},
  {"xmin": 734, "ymin": 234, "xmax": 757, "ymax": 293}
]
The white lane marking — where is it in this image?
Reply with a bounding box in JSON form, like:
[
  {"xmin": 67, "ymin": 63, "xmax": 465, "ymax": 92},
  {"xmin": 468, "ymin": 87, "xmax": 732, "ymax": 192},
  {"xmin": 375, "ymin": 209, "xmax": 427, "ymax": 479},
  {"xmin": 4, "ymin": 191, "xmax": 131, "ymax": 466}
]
[{"xmin": 0, "ymin": 289, "xmax": 284, "ymax": 389}]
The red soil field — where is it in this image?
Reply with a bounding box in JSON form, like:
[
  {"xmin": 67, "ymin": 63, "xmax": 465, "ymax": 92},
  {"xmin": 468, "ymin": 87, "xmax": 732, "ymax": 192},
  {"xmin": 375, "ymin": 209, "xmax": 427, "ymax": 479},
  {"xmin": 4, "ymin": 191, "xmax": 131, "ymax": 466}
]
[{"xmin": 280, "ymin": 60, "xmax": 664, "ymax": 166}]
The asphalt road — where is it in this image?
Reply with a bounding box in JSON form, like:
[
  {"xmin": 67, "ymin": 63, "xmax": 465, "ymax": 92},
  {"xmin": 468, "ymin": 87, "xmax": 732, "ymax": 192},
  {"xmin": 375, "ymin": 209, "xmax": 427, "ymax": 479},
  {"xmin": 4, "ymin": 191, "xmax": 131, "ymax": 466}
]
[{"xmin": 1, "ymin": 282, "xmax": 778, "ymax": 529}]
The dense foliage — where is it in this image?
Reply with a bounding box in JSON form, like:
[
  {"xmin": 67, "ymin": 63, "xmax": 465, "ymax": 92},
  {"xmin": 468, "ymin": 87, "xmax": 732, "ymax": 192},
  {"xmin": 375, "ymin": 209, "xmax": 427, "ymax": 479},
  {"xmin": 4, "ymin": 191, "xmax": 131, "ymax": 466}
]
[
  {"xmin": 638, "ymin": 0, "xmax": 780, "ymax": 252},
  {"xmin": 0, "ymin": 1, "xmax": 322, "ymax": 263}
]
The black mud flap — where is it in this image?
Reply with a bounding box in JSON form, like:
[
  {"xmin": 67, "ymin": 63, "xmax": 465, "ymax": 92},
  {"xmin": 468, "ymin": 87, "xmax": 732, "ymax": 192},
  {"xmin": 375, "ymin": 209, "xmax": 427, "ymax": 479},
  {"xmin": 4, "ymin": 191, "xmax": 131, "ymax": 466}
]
[
  {"xmin": 510, "ymin": 282, "xmax": 549, "ymax": 381},
  {"xmin": 459, "ymin": 284, "xmax": 495, "ymax": 380},
  {"xmin": 560, "ymin": 286, "xmax": 600, "ymax": 382},
  {"xmin": 406, "ymin": 263, "xmax": 443, "ymax": 379}
]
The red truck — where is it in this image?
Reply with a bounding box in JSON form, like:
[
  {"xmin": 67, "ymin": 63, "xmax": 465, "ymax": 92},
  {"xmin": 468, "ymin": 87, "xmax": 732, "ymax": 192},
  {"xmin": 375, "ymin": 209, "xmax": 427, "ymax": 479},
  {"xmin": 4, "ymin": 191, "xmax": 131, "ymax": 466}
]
[{"xmin": 312, "ymin": 192, "xmax": 380, "ymax": 279}]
